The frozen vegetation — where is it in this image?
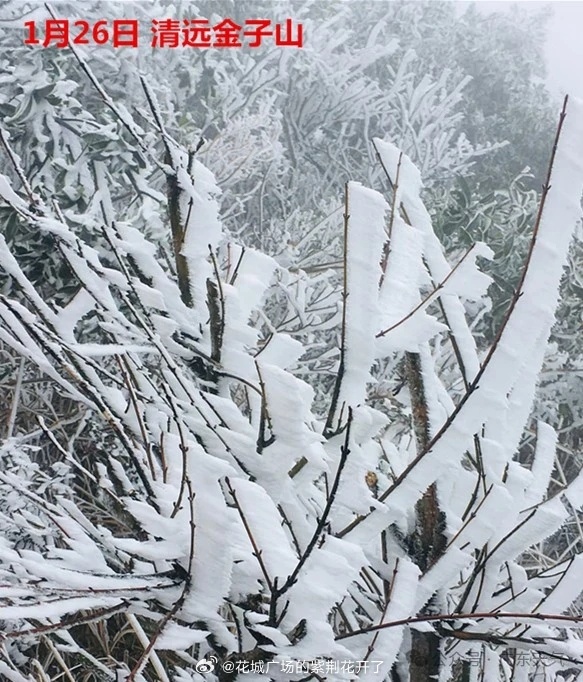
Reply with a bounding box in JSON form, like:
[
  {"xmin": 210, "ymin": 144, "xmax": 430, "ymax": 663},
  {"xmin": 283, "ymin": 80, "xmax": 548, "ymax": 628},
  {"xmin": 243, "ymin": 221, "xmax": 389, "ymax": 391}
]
[{"xmin": 0, "ymin": 2, "xmax": 583, "ymax": 681}]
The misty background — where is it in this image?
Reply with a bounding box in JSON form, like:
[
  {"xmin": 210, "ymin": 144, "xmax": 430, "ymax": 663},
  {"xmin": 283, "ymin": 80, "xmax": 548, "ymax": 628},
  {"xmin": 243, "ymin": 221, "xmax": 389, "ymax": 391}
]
[{"xmin": 460, "ymin": 0, "xmax": 583, "ymax": 100}]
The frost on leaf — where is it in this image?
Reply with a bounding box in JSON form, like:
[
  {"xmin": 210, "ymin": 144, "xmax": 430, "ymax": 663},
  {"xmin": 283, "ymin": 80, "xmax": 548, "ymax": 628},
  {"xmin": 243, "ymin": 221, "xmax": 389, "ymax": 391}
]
[{"xmin": 0, "ymin": 60, "xmax": 583, "ymax": 682}]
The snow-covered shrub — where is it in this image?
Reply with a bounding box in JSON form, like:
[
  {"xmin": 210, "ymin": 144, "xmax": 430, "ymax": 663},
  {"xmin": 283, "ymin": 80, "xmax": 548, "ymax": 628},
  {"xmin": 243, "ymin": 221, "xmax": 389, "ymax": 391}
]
[
  {"xmin": 3, "ymin": 0, "xmax": 567, "ymax": 434},
  {"xmin": 1, "ymin": 48, "xmax": 583, "ymax": 682}
]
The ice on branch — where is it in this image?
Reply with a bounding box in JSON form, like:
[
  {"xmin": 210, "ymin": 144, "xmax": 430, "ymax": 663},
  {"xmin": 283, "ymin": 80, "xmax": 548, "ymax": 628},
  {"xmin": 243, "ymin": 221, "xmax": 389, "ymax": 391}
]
[{"xmin": 0, "ymin": 75, "xmax": 582, "ymax": 682}]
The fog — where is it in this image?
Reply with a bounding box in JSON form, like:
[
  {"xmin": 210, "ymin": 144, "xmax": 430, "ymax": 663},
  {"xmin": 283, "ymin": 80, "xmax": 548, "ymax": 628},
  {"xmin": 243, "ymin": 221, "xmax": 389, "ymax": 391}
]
[
  {"xmin": 457, "ymin": 1, "xmax": 583, "ymax": 102},
  {"xmin": 545, "ymin": 1, "xmax": 583, "ymax": 100}
]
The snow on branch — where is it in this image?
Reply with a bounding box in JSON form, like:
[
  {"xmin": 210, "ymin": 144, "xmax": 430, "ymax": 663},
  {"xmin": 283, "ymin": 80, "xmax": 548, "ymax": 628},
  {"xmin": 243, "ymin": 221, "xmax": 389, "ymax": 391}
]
[{"xmin": 0, "ymin": 70, "xmax": 582, "ymax": 682}]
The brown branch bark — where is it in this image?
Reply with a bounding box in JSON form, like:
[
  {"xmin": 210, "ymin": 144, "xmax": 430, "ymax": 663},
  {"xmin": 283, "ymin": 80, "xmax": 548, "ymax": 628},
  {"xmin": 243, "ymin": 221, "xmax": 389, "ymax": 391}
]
[{"xmin": 405, "ymin": 352, "xmax": 447, "ymax": 682}]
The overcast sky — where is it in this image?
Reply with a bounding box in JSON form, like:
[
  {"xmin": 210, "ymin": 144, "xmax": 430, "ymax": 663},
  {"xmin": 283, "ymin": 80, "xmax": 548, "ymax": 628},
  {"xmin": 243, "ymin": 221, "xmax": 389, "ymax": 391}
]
[
  {"xmin": 460, "ymin": 1, "xmax": 583, "ymax": 103},
  {"xmin": 545, "ymin": 1, "xmax": 583, "ymax": 101}
]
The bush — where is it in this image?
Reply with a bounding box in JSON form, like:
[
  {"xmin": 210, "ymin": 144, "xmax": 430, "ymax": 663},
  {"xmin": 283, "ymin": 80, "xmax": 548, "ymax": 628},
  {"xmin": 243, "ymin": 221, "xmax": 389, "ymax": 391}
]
[{"xmin": 1, "ymin": 52, "xmax": 583, "ymax": 681}]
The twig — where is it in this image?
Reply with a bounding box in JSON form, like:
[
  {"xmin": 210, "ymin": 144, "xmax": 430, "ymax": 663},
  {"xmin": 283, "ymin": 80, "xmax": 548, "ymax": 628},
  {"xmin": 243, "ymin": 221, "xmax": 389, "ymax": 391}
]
[
  {"xmin": 324, "ymin": 183, "xmax": 350, "ymax": 438},
  {"xmin": 0, "ymin": 602, "xmax": 128, "ymax": 642},
  {"xmin": 336, "ymin": 609, "xmax": 583, "ymax": 641},
  {"xmin": 5, "ymin": 357, "xmax": 25, "ymax": 439},
  {"xmin": 225, "ymin": 478, "xmax": 275, "ymax": 595},
  {"xmin": 208, "ymin": 247, "xmax": 226, "ymax": 365},
  {"xmin": 277, "ymin": 409, "xmax": 353, "ymax": 597},
  {"xmin": 255, "ymin": 362, "xmax": 275, "ymax": 453},
  {"xmin": 379, "ymin": 150, "xmax": 402, "ymax": 289},
  {"xmin": 337, "ymin": 87, "xmax": 568, "ymax": 540},
  {"xmin": 376, "ymin": 245, "xmax": 477, "ymax": 338},
  {"xmin": 126, "ymin": 484, "xmax": 196, "ymax": 681},
  {"xmin": 116, "ymin": 354, "xmax": 157, "ymax": 481},
  {"xmin": 478, "ymin": 95, "xmax": 569, "ymax": 375},
  {"xmin": 125, "ymin": 614, "xmax": 171, "ymax": 682},
  {"xmin": 362, "ymin": 558, "xmax": 400, "ymax": 663}
]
